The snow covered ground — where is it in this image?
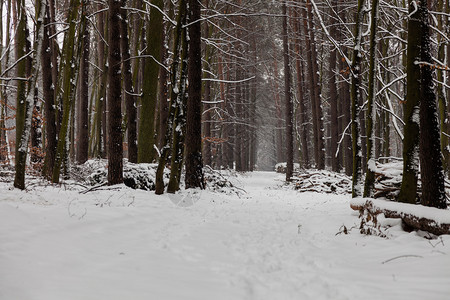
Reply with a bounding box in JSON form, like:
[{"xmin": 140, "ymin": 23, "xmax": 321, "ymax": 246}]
[{"xmin": 1, "ymin": 171, "xmax": 450, "ymax": 300}]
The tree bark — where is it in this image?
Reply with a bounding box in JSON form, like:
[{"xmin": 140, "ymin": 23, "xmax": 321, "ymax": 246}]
[
  {"xmin": 329, "ymin": 0, "xmax": 339, "ymax": 172},
  {"xmin": 155, "ymin": 0, "xmax": 187, "ymax": 194},
  {"xmin": 138, "ymin": 0, "xmax": 164, "ymax": 163},
  {"xmin": 13, "ymin": 0, "xmax": 28, "ymax": 189},
  {"xmin": 398, "ymin": 1, "xmax": 421, "ymax": 204},
  {"xmin": 436, "ymin": 0, "xmax": 449, "ymax": 176},
  {"xmin": 120, "ymin": 0, "xmax": 138, "ymax": 163},
  {"xmin": 363, "ymin": 0, "xmax": 379, "ymax": 197},
  {"xmin": 185, "ymin": 0, "xmax": 205, "ymax": 189},
  {"xmin": 52, "ymin": 0, "xmax": 84, "ymax": 183},
  {"xmin": 418, "ymin": 1, "xmax": 446, "ymax": 209},
  {"xmin": 292, "ymin": 4, "xmax": 309, "ymax": 169},
  {"xmin": 93, "ymin": 2, "xmax": 107, "ymax": 158},
  {"xmin": 306, "ymin": 0, "xmax": 325, "ymax": 169},
  {"xmin": 350, "ymin": 0, "xmax": 365, "ymax": 197},
  {"xmin": 42, "ymin": 1, "xmax": 57, "ymax": 179},
  {"xmin": 107, "ymin": 0, "xmax": 124, "ymax": 185},
  {"xmin": 77, "ymin": 12, "xmax": 90, "ymax": 164},
  {"xmin": 283, "ymin": 1, "xmax": 293, "ymax": 181}
]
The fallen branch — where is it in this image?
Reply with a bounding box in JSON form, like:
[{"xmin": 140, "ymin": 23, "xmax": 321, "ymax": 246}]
[
  {"xmin": 351, "ymin": 198, "xmax": 450, "ymax": 236},
  {"xmin": 381, "ymin": 255, "xmax": 423, "ymax": 264},
  {"xmin": 79, "ymin": 182, "xmax": 108, "ymax": 194}
]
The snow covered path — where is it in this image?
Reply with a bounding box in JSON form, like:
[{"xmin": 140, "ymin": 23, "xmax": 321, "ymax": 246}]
[{"xmin": 1, "ymin": 171, "xmax": 450, "ymax": 300}]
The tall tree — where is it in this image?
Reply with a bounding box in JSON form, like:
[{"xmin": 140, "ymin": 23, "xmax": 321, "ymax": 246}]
[
  {"xmin": 436, "ymin": 0, "xmax": 450, "ymax": 175},
  {"xmin": 42, "ymin": 0, "xmax": 57, "ymax": 179},
  {"xmin": 77, "ymin": 7, "xmax": 90, "ymax": 164},
  {"xmin": 14, "ymin": 0, "xmax": 45, "ymax": 188},
  {"xmin": 185, "ymin": 0, "xmax": 205, "ymax": 189},
  {"xmin": 292, "ymin": 1, "xmax": 309, "ymax": 169},
  {"xmin": 398, "ymin": 0, "xmax": 421, "ymax": 204},
  {"xmin": 51, "ymin": 0, "xmax": 84, "ymax": 183},
  {"xmin": 350, "ymin": 0, "xmax": 365, "ymax": 197},
  {"xmin": 155, "ymin": 0, "xmax": 187, "ymax": 194},
  {"xmin": 138, "ymin": 0, "xmax": 164, "ymax": 163},
  {"xmin": 282, "ymin": 1, "xmax": 293, "ymax": 181},
  {"xmin": 107, "ymin": 0, "xmax": 124, "ymax": 185},
  {"xmin": 120, "ymin": 0, "xmax": 138, "ymax": 163},
  {"xmin": 329, "ymin": 0, "xmax": 340, "ymax": 172},
  {"xmin": 363, "ymin": 0, "xmax": 379, "ymax": 197},
  {"xmin": 418, "ymin": 0, "xmax": 446, "ymax": 209},
  {"xmin": 13, "ymin": 0, "xmax": 29, "ymax": 189},
  {"xmin": 303, "ymin": 0, "xmax": 325, "ymax": 169}
]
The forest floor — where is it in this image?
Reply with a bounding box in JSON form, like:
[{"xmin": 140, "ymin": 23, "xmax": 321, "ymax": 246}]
[{"xmin": 1, "ymin": 171, "xmax": 449, "ymax": 300}]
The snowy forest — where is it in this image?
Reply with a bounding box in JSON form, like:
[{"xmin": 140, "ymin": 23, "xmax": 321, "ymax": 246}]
[{"xmin": 1, "ymin": 0, "xmax": 450, "ymax": 299}]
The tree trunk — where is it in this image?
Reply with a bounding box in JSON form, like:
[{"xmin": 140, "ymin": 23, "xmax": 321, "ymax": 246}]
[
  {"xmin": 302, "ymin": 2, "xmax": 319, "ymax": 169},
  {"xmin": 155, "ymin": 0, "xmax": 187, "ymax": 194},
  {"xmin": 185, "ymin": 0, "xmax": 205, "ymax": 189},
  {"xmin": 340, "ymin": 21, "xmax": 352, "ymax": 177},
  {"xmin": 138, "ymin": 0, "xmax": 163, "ymax": 163},
  {"xmin": 418, "ymin": 1, "xmax": 446, "ymax": 209},
  {"xmin": 306, "ymin": 0, "xmax": 325, "ymax": 169},
  {"xmin": 94, "ymin": 2, "xmax": 107, "ymax": 158},
  {"xmin": 42, "ymin": 1, "xmax": 57, "ymax": 179},
  {"xmin": 52, "ymin": 0, "xmax": 84, "ymax": 183},
  {"xmin": 120, "ymin": 0, "xmax": 138, "ymax": 163},
  {"xmin": 13, "ymin": 0, "xmax": 28, "ymax": 189},
  {"xmin": 350, "ymin": 0, "xmax": 365, "ymax": 198},
  {"xmin": 0, "ymin": 0, "xmax": 11, "ymax": 164},
  {"xmin": 167, "ymin": 16, "xmax": 188, "ymax": 193},
  {"xmin": 437, "ymin": 0, "xmax": 449, "ymax": 176},
  {"xmin": 272, "ymin": 59, "xmax": 284, "ymax": 164},
  {"xmin": 398, "ymin": 1, "xmax": 421, "ymax": 204},
  {"xmin": 363, "ymin": 0, "xmax": 379, "ymax": 197},
  {"xmin": 329, "ymin": 0, "xmax": 339, "ymax": 172},
  {"xmin": 107, "ymin": 0, "xmax": 124, "ymax": 185},
  {"xmin": 283, "ymin": 1, "xmax": 293, "ymax": 181},
  {"xmin": 77, "ymin": 12, "xmax": 90, "ymax": 164},
  {"xmin": 157, "ymin": 26, "xmax": 169, "ymax": 152}
]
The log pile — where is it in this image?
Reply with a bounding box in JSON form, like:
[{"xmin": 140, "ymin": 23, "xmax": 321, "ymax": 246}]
[
  {"xmin": 372, "ymin": 160, "xmax": 406, "ymax": 200},
  {"xmin": 372, "ymin": 160, "xmax": 450, "ymax": 201},
  {"xmin": 292, "ymin": 170, "xmax": 351, "ymax": 195},
  {"xmin": 351, "ymin": 198, "xmax": 450, "ymax": 236}
]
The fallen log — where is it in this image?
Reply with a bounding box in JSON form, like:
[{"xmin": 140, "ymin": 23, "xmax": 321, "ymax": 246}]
[{"xmin": 351, "ymin": 198, "xmax": 450, "ymax": 236}]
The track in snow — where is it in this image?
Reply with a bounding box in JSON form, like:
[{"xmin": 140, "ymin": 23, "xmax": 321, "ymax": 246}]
[{"xmin": 1, "ymin": 171, "xmax": 449, "ymax": 300}]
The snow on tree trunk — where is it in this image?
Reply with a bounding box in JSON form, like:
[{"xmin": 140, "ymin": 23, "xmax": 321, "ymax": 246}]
[
  {"xmin": 363, "ymin": 0, "xmax": 379, "ymax": 197},
  {"xmin": 418, "ymin": 1, "xmax": 446, "ymax": 209},
  {"xmin": 350, "ymin": 0, "xmax": 365, "ymax": 198},
  {"xmin": 398, "ymin": 1, "xmax": 422, "ymax": 204},
  {"xmin": 120, "ymin": 0, "xmax": 138, "ymax": 164},
  {"xmin": 155, "ymin": 0, "xmax": 187, "ymax": 195},
  {"xmin": 52, "ymin": 0, "xmax": 84, "ymax": 183}
]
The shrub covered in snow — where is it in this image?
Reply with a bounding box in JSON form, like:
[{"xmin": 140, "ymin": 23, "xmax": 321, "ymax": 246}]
[
  {"xmin": 203, "ymin": 166, "xmax": 246, "ymax": 196},
  {"xmin": 71, "ymin": 159, "xmax": 169, "ymax": 191}
]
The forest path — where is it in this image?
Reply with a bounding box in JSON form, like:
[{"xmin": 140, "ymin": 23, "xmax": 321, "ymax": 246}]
[{"xmin": 1, "ymin": 172, "xmax": 449, "ymax": 300}]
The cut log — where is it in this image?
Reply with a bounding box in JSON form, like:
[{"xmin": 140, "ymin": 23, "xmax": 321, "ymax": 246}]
[{"xmin": 351, "ymin": 198, "xmax": 450, "ymax": 236}]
